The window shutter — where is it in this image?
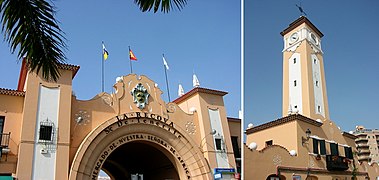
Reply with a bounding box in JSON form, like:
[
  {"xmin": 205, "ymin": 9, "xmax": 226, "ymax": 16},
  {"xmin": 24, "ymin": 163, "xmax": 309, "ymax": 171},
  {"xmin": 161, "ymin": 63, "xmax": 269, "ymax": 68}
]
[
  {"xmin": 320, "ymin": 140, "xmax": 326, "ymax": 155},
  {"xmin": 313, "ymin": 138, "xmax": 319, "ymax": 154}
]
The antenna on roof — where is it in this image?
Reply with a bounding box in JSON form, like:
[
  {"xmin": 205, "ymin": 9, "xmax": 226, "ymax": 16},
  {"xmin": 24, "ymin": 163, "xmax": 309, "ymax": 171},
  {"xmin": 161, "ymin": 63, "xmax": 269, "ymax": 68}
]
[{"xmin": 296, "ymin": 3, "xmax": 307, "ymax": 17}]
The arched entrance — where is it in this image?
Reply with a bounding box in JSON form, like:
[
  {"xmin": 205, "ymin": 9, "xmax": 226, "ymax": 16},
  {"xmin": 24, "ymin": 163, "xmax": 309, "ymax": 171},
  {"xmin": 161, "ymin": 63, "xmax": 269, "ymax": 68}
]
[
  {"xmin": 69, "ymin": 113, "xmax": 212, "ymax": 180},
  {"xmin": 101, "ymin": 141, "xmax": 179, "ymax": 180}
]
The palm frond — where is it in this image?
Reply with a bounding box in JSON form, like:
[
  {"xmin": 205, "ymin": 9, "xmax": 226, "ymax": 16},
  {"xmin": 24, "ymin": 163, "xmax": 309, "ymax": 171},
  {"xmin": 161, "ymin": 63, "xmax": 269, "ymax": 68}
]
[
  {"xmin": 134, "ymin": 0, "xmax": 187, "ymax": 13},
  {"xmin": 0, "ymin": 0, "xmax": 66, "ymax": 81}
]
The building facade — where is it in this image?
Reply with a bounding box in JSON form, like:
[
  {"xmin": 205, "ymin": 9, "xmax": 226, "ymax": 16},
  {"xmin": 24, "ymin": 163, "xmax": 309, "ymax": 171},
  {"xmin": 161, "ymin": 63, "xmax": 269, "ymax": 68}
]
[
  {"xmin": 244, "ymin": 16, "xmax": 379, "ymax": 179},
  {"xmin": 353, "ymin": 126, "xmax": 379, "ymax": 164},
  {"xmin": 0, "ymin": 59, "xmax": 240, "ymax": 180}
]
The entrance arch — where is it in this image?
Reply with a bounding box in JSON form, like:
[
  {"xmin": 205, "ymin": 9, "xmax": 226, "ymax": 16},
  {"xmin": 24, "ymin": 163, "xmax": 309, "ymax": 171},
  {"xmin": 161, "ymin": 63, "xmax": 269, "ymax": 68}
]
[
  {"xmin": 102, "ymin": 141, "xmax": 179, "ymax": 179},
  {"xmin": 69, "ymin": 113, "xmax": 212, "ymax": 180}
]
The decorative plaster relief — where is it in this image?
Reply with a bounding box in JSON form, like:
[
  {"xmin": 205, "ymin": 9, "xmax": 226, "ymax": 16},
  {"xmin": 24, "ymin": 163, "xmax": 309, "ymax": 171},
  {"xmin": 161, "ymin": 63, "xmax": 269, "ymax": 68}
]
[
  {"xmin": 75, "ymin": 110, "xmax": 90, "ymax": 125},
  {"xmin": 185, "ymin": 122, "xmax": 196, "ymax": 135},
  {"xmin": 273, "ymin": 155, "xmax": 282, "ymax": 165}
]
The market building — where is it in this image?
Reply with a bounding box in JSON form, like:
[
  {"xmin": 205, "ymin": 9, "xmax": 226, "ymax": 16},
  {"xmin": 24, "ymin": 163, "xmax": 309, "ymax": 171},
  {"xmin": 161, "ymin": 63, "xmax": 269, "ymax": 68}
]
[
  {"xmin": 0, "ymin": 59, "xmax": 240, "ymax": 180},
  {"xmin": 244, "ymin": 16, "xmax": 379, "ymax": 179}
]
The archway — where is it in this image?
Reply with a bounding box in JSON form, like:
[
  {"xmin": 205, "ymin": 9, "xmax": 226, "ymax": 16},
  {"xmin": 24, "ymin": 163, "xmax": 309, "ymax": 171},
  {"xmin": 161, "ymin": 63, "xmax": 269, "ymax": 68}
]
[
  {"xmin": 101, "ymin": 141, "xmax": 180, "ymax": 180},
  {"xmin": 69, "ymin": 113, "xmax": 213, "ymax": 180}
]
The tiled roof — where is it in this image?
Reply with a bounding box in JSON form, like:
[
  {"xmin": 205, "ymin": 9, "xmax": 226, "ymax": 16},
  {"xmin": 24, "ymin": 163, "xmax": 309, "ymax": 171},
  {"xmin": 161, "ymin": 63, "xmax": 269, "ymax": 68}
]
[
  {"xmin": 227, "ymin": 117, "xmax": 241, "ymax": 122},
  {"xmin": 0, "ymin": 88, "xmax": 25, "ymax": 97},
  {"xmin": 342, "ymin": 131, "xmax": 357, "ymax": 139},
  {"xmin": 173, "ymin": 87, "xmax": 228, "ymax": 104},
  {"xmin": 280, "ymin": 16, "xmax": 324, "ymax": 37},
  {"xmin": 245, "ymin": 114, "xmax": 322, "ymax": 135}
]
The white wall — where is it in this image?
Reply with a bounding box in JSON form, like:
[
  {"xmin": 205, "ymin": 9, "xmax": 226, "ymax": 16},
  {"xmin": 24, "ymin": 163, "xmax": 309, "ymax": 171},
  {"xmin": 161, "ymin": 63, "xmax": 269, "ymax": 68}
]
[{"xmin": 32, "ymin": 85, "xmax": 60, "ymax": 180}]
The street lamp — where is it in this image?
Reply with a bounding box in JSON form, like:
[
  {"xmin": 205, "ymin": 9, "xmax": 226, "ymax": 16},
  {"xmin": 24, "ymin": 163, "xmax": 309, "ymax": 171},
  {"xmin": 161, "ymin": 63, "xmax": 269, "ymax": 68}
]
[
  {"xmin": 302, "ymin": 128, "xmax": 311, "ymax": 146},
  {"xmin": 200, "ymin": 129, "xmax": 217, "ymax": 151}
]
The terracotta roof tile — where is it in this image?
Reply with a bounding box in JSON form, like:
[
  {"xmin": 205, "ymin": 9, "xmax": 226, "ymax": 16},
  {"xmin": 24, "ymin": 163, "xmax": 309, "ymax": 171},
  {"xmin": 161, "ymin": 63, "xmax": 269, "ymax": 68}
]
[
  {"xmin": 0, "ymin": 88, "xmax": 25, "ymax": 97},
  {"xmin": 245, "ymin": 114, "xmax": 322, "ymax": 135},
  {"xmin": 173, "ymin": 87, "xmax": 228, "ymax": 104}
]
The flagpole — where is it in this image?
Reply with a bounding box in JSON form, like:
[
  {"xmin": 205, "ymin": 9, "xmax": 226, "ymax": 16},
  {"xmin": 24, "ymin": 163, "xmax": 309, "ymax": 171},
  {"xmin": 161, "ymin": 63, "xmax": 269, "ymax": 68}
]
[
  {"xmin": 102, "ymin": 42, "xmax": 104, "ymax": 92},
  {"xmin": 129, "ymin": 46, "xmax": 133, "ymax": 74},
  {"xmin": 163, "ymin": 54, "xmax": 171, "ymax": 102}
]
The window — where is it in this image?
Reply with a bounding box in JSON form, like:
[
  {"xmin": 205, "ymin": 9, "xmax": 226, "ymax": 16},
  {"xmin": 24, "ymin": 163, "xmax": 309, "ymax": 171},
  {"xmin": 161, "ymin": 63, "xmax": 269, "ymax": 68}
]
[
  {"xmin": 266, "ymin": 140, "xmax": 273, "ymax": 146},
  {"xmin": 318, "ymin": 106, "xmax": 321, "ymax": 113},
  {"xmin": 313, "ymin": 139, "xmax": 319, "ymax": 154},
  {"xmin": 294, "ymin": 58, "xmax": 297, "ymax": 64},
  {"xmin": 312, "ymin": 139, "xmax": 326, "ymax": 155},
  {"xmin": 231, "ymin": 136, "xmax": 240, "ymax": 158},
  {"xmin": 314, "ymin": 59, "xmax": 317, "ymax": 64},
  {"xmin": 294, "ymin": 105, "xmax": 298, "ymax": 109},
  {"xmin": 39, "ymin": 125, "xmax": 53, "ymax": 141},
  {"xmin": 215, "ymin": 138, "xmax": 222, "ymax": 150},
  {"xmin": 320, "ymin": 140, "xmax": 326, "ymax": 155},
  {"xmin": 315, "ymin": 80, "xmax": 319, "ymax": 87},
  {"xmin": 294, "ymin": 80, "xmax": 297, "ymax": 87},
  {"xmin": 344, "ymin": 146, "xmax": 353, "ymax": 159},
  {"xmin": 0, "ymin": 116, "xmax": 4, "ymax": 146},
  {"xmin": 330, "ymin": 143, "xmax": 339, "ymax": 156},
  {"xmin": 0, "ymin": 116, "xmax": 4, "ymax": 133}
]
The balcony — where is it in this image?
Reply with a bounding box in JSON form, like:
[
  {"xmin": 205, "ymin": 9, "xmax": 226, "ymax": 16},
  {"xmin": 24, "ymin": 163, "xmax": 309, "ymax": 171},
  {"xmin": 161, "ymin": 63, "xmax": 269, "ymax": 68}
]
[
  {"xmin": 326, "ymin": 155, "xmax": 349, "ymax": 171},
  {"xmin": 0, "ymin": 132, "xmax": 11, "ymax": 161},
  {"xmin": 357, "ymin": 149, "xmax": 370, "ymax": 155},
  {"xmin": 355, "ymin": 137, "xmax": 368, "ymax": 143},
  {"xmin": 356, "ymin": 143, "xmax": 369, "ymax": 148},
  {"xmin": 357, "ymin": 155, "xmax": 371, "ymax": 161}
]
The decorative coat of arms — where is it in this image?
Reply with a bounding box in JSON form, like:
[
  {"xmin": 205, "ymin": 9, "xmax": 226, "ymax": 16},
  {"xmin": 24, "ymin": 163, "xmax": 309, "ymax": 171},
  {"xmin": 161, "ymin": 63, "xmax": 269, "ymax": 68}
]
[{"xmin": 131, "ymin": 83, "xmax": 149, "ymax": 109}]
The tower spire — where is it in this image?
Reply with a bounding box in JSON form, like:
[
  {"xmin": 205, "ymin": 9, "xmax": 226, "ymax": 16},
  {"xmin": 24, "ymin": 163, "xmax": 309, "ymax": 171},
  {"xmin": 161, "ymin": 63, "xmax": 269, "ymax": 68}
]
[
  {"xmin": 178, "ymin": 84, "xmax": 185, "ymax": 97},
  {"xmin": 193, "ymin": 74, "xmax": 200, "ymax": 87}
]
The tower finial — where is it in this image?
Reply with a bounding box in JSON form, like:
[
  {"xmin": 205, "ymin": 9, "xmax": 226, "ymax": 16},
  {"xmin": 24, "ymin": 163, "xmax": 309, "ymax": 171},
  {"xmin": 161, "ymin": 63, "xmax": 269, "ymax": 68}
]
[
  {"xmin": 193, "ymin": 74, "xmax": 200, "ymax": 87},
  {"xmin": 296, "ymin": 3, "xmax": 307, "ymax": 17},
  {"xmin": 178, "ymin": 84, "xmax": 185, "ymax": 97}
]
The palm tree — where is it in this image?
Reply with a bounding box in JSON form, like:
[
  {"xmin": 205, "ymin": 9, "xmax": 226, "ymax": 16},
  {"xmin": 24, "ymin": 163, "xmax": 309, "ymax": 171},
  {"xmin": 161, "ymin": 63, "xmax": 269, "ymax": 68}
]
[{"xmin": 0, "ymin": 0, "xmax": 187, "ymax": 81}]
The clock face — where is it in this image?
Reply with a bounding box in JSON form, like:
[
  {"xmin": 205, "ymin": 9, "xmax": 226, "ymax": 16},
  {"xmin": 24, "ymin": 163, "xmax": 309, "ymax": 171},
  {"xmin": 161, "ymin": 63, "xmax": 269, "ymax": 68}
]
[
  {"xmin": 310, "ymin": 33, "xmax": 319, "ymax": 45},
  {"xmin": 289, "ymin": 32, "xmax": 299, "ymax": 44}
]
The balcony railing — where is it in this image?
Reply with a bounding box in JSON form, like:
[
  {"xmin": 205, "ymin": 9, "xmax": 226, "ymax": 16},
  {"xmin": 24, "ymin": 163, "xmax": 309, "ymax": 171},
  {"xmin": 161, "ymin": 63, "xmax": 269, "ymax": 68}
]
[
  {"xmin": 326, "ymin": 155, "xmax": 349, "ymax": 171},
  {"xmin": 357, "ymin": 155, "xmax": 371, "ymax": 161},
  {"xmin": 356, "ymin": 143, "xmax": 369, "ymax": 148},
  {"xmin": 0, "ymin": 132, "xmax": 11, "ymax": 161},
  {"xmin": 0, "ymin": 133, "xmax": 10, "ymax": 148},
  {"xmin": 355, "ymin": 137, "xmax": 368, "ymax": 142}
]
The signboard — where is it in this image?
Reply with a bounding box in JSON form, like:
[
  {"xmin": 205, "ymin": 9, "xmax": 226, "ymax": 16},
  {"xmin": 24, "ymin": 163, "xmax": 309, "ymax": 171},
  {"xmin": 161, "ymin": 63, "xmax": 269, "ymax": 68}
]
[
  {"xmin": 214, "ymin": 172, "xmax": 222, "ymax": 180},
  {"xmin": 214, "ymin": 168, "xmax": 236, "ymax": 174}
]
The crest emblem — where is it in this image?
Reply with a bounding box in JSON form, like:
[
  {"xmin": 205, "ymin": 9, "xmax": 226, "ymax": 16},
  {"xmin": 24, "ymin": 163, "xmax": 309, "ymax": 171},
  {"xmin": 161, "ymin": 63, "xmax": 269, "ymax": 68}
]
[{"xmin": 131, "ymin": 83, "xmax": 149, "ymax": 109}]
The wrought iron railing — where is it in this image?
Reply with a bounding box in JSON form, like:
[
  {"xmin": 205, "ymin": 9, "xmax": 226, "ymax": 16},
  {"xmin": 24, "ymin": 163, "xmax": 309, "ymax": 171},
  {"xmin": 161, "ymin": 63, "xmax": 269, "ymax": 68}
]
[{"xmin": 0, "ymin": 132, "xmax": 10, "ymax": 148}]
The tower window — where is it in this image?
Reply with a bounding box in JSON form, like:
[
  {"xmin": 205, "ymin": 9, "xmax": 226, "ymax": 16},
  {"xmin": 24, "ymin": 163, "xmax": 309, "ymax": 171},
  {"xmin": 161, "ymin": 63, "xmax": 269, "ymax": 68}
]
[
  {"xmin": 314, "ymin": 59, "xmax": 317, "ymax": 64},
  {"xmin": 316, "ymin": 80, "xmax": 319, "ymax": 87},
  {"xmin": 294, "ymin": 105, "xmax": 298, "ymax": 109},
  {"xmin": 293, "ymin": 58, "xmax": 296, "ymax": 64},
  {"xmin": 39, "ymin": 125, "xmax": 53, "ymax": 141},
  {"xmin": 215, "ymin": 138, "xmax": 222, "ymax": 151},
  {"xmin": 266, "ymin": 140, "xmax": 273, "ymax": 146},
  {"xmin": 318, "ymin": 106, "xmax": 321, "ymax": 112},
  {"xmin": 294, "ymin": 80, "xmax": 297, "ymax": 87}
]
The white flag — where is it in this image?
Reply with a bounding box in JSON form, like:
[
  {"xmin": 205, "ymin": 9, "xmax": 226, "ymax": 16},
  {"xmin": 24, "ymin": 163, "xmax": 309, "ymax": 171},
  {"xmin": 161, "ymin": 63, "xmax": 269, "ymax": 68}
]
[{"xmin": 163, "ymin": 56, "xmax": 169, "ymax": 70}]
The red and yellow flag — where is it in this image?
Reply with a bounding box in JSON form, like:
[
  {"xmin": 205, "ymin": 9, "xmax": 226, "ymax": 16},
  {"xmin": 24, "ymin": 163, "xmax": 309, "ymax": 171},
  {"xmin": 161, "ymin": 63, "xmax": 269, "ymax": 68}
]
[{"xmin": 129, "ymin": 49, "xmax": 137, "ymax": 61}]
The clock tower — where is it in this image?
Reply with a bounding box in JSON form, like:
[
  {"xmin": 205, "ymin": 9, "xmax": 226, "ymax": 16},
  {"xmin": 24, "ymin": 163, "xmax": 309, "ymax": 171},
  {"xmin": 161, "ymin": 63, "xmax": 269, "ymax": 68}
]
[{"xmin": 281, "ymin": 16, "xmax": 330, "ymax": 120}]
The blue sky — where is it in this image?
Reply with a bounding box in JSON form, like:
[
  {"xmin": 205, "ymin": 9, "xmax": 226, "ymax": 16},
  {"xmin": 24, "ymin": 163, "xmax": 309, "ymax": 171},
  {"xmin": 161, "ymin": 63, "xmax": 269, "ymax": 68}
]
[
  {"xmin": 244, "ymin": 1, "xmax": 379, "ymax": 133},
  {"xmin": 0, "ymin": 1, "xmax": 241, "ymax": 118}
]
